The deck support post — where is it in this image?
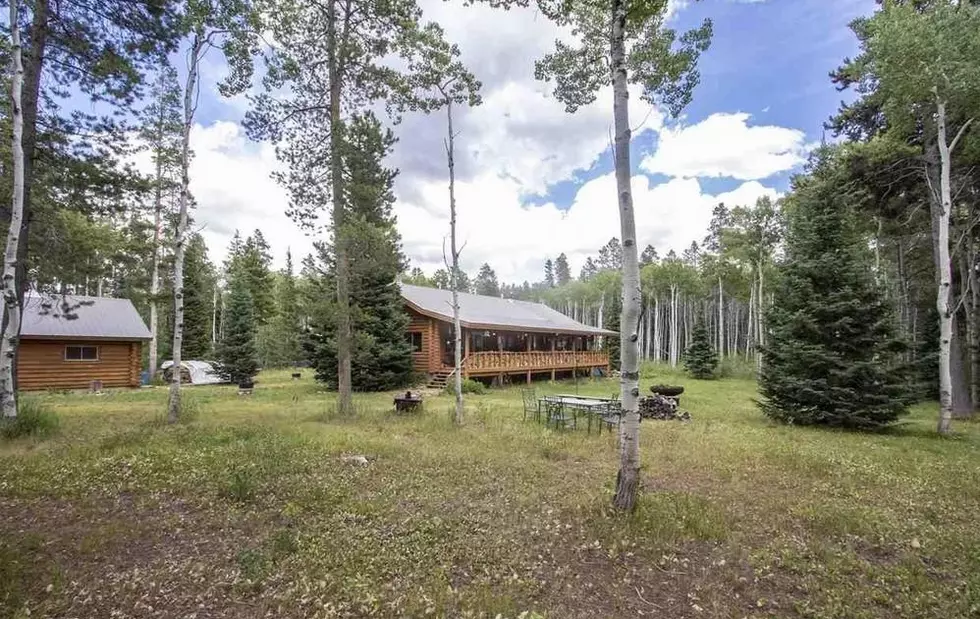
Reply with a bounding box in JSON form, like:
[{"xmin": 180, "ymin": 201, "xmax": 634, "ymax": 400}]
[
  {"xmin": 550, "ymin": 369, "xmax": 555, "ymax": 382},
  {"xmin": 526, "ymin": 371, "xmax": 531, "ymax": 384}
]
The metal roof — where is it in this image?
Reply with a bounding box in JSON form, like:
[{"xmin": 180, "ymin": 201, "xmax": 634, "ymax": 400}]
[
  {"xmin": 400, "ymin": 284, "xmax": 617, "ymax": 336},
  {"xmin": 20, "ymin": 293, "xmax": 152, "ymax": 341}
]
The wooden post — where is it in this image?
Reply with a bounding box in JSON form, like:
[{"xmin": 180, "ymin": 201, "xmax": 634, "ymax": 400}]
[
  {"xmin": 526, "ymin": 370, "xmax": 531, "ymax": 384},
  {"xmin": 463, "ymin": 328, "xmax": 470, "ymax": 378},
  {"xmin": 551, "ymin": 369, "xmax": 555, "ymax": 381}
]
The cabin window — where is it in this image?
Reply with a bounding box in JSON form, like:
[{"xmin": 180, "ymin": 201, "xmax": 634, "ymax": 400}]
[
  {"xmin": 65, "ymin": 345, "xmax": 99, "ymax": 361},
  {"xmin": 406, "ymin": 332, "xmax": 423, "ymax": 353}
]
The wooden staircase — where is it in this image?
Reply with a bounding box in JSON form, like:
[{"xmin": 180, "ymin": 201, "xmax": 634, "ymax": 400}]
[{"xmin": 426, "ymin": 370, "xmax": 452, "ymax": 390}]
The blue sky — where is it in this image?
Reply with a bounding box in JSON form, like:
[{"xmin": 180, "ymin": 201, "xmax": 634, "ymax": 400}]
[{"xmin": 164, "ymin": 0, "xmax": 877, "ymax": 282}]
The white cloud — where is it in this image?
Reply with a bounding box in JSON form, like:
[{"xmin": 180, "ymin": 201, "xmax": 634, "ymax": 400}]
[
  {"xmin": 641, "ymin": 112, "xmax": 808, "ymax": 181},
  {"xmin": 397, "ymin": 172, "xmax": 780, "ymax": 283},
  {"xmin": 133, "ymin": 121, "xmax": 316, "ymax": 270}
]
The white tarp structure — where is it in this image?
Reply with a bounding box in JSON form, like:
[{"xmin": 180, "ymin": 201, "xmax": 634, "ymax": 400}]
[{"xmin": 160, "ymin": 360, "xmax": 225, "ymax": 385}]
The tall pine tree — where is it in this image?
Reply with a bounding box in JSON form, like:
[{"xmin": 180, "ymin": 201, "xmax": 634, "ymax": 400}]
[
  {"xmin": 554, "ymin": 253, "xmax": 571, "ymax": 286},
  {"xmin": 760, "ymin": 148, "xmax": 908, "ymax": 429},
  {"xmin": 305, "ymin": 114, "xmax": 413, "ymax": 391},
  {"xmin": 475, "ymin": 263, "xmax": 500, "ymax": 296},
  {"xmin": 182, "ymin": 234, "xmax": 215, "ymax": 359},
  {"xmin": 214, "ymin": 275, "xmax": 259, "ymax": 385}
]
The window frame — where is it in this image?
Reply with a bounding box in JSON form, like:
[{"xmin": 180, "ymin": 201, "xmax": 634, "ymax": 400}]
[
  {"xmin": 407, "ymin": 331, "xmax": 423, "ymax": 353},
  {"xmin": 64, "ymin": 345, "xmax": 100, "ymax": 362}
]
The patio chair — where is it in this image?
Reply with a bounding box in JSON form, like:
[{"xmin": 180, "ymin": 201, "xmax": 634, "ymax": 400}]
[
  {"xmin": 521, "ymin": 388, "xmax": 538, "ymax": 422},
  {"xmin": 545, "ymin": 399, "xmax": 575, "ymax": 431},
  {"xmin": 597, "ymin": 400, "xmax": 621, "ymax": 436}
]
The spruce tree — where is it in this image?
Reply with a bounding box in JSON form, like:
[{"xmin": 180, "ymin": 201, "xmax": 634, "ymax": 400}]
[
  {"xmin": 684, "ymin": 324, "xmax": 718, "ymax": 379},
  {"xmin": 554, "ymin": 253, "xmax": 571, "ymax": 286},
  {"xmin": 304, "ymin": 114, "xmax": 414, "ymax": 391},
  {"xmin": 760, "ymin": 148, "xmax": 908, "ymax": 430},
  {"xmin": 475, "ymin": 263, "xmax": 500, "ymax": 296},
  {"xmin": 214, "ymin": 276, "xmax": 259, "ymax": 385},
  {"xmin": 182, "ymin": 234, "xmax": 215, "ymax": 359},
  {"xmin": 544, "ymin": 259, "xmax": 555, "ymax": 287}
]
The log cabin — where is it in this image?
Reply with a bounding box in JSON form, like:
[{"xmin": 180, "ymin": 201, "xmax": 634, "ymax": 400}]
[
  {"xmin": 401, "ymin": 284, "xmax": 615, "ymax": 388},
  {"xmin": 18, "ymin": 294, "xmax": 152, "ymax": 391}
]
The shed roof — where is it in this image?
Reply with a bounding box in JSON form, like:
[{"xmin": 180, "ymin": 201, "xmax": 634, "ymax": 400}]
[
  {"xmin": 400, "ymin": 284, "xmax": 616, "ymax": 336},
  {"xmin": 21, "ymin": 293, "xmax": 152, "ymax": 341}
]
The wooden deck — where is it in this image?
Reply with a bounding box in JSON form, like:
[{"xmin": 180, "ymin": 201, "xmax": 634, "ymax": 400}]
[{"xmin": 452, "ymin": 350, "xmax": 609, "ymax": 377}]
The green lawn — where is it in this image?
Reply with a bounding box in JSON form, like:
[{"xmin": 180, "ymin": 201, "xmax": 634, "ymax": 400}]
[{"xmin": 2, "ymin": 367, "xmax": 979, "ymax": 618}]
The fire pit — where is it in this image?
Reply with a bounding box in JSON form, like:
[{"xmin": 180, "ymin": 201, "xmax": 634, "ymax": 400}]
[{"xmin": 394, "ymin": 391, "xmax": 423, "ymax": 414}]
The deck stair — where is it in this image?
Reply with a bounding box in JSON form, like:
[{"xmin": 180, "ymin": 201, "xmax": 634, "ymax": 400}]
[{"xmin": 426, "ymin": 370, "xmax": 453, "ymax": 390}]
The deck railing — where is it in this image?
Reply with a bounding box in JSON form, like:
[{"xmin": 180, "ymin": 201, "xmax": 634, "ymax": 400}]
[{"xmin": 461, "ymin": 350, "xmax": 607, "ymax": 373}]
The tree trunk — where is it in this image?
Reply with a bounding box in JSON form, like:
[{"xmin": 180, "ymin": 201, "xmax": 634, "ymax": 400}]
[
  {"xmin": 9, "ymin": 0, "xmax": 48, "ymax": 394},
  {"xmin": 951, "ymin": 317, "xmax": 972, "ymax": 417},
  {"xmin": 211, "ymin": 284, "xmax": 218, "ymax": 349},
  {"xmin": 757, "ymin": 263, "xmax": 764, "ymax": 371},
  {"xmin": 970, "ymin": 238, "xmax": 980, "ymax": 412},
  {"xmin": 610, "ymin": 0, "xmax": 641, "ymax": 512},
  {"xmin": 717, "ymin": 276, "xmax": 724, "ymax": 358},
  {"xmin": 935, "ymin": 98, "xmax": 955, "ymax": 434},
  {"xmin": 148, "ymin": 101, "xmax": 166, "ymax": 380},
  {"xmin": 167, "ymin": 31, "xmax": 202, "ymax": 424},
  {"xmin": 445, "ymin": 98, "xmax": 463, "ymax": 425},
  {"xmin": 653, "ymin": 296, "xmax": 661, "ymax": 362},
  {"xmin": 328, "ymin": 0, "xmax": 354, "ymax": 415},
  {"xmin": 1, "ymin": 0, "xmax": 26, "ymax": 418}
]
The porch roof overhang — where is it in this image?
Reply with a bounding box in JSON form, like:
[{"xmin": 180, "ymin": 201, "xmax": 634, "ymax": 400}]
[{"xmin": 401, "ymin": 284, "xmax": 617, "ymax": 337}]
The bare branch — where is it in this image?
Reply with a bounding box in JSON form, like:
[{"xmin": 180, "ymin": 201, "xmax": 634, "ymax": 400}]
[{"xmin": 949, "ymin": 117, "xmax": 975, "ymax": 154}]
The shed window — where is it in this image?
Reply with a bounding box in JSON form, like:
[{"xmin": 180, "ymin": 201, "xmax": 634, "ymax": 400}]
[
  {"xmin": 406, "ymin": 332, "xmax": 423, "ymax": 353},
  {"xmin": 65, "ymin": 345, "xmax": 99, "ymax": 361}
]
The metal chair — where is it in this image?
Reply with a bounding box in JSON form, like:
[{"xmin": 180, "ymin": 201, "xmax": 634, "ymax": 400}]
[
  {"xmin": 545, "ymin": 399, "xmax": 574, "ymax": 431},
  {"xmin": 598, "ymin": 400, "xmax": 621, "ymax": 435},
  {"xmin": 521, "ymin": 388, "xmax": 537, "ymax": 422}
]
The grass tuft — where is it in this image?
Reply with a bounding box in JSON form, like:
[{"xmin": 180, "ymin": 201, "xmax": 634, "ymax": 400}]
[{"xmin": 0, "ymin": 397, "xmax": 59, "ymax": 440}]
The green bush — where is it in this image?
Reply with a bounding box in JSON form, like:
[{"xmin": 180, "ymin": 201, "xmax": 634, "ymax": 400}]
[
  {"xmin": 0, "ymin": 397, "xmax": 59, "ymax": 440},
  {"xmin": 444, "ymin": 378, "xmax": 487, "ymax": 395}
]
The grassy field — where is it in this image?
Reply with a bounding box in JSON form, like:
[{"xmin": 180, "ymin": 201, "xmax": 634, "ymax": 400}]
[{"xmin": 1, "ymin": 367, "xmax": 979, "ymax": 618}]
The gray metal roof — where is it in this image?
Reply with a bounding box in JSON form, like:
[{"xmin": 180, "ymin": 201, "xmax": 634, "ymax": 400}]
[
  {"xmin": 20, "ymin": 293, "xmax": 152, "ymax": 341},
  {"xmin": 400, "ymin": 284, "xmax": 616, "ymax": 336}
]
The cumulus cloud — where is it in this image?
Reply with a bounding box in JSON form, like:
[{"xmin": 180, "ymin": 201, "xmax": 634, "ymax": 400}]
[
  {"xmin": 641, "ymin": 112, "xmax": 808, "ymax": 180},
  {"xmin": 397, "ymin": 172, "xmax": 780, "ymax": 283},
  {"xmin": 132, "ymin": 121, "xmax": 316, "ymax": 270}
]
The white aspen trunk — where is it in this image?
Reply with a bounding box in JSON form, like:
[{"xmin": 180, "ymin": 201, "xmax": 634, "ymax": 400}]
[
  {"xmin": 757, "ymin": 263, "xmax": 764, "ymax": 372},
  {"xmin": 1, "ymin": 0, "xmax": 25, "ymax": 419},
  {"xmin": 610, "ymin": 0, "xmax": 641, "ymax": 511},
  {"xmin": 444, "ymin": 98, "xmax": 464, "ymax": 425},
  {"xmin": 684, "ymin": 298, "xmax": 692, "ymax": 350},
  {"xmin": 717, "ymin": 276, "xmax": 724, "ymax": 358},
  {"xmin": 732, "ymin": 304, "xmax": 739, "ymax": 357},
  {"xmin": 653, "ymin": 296, "xmax": 661, "ymax": 362},
  {"xmin": 167, "ymin": 31, "xmax": 202, "ymax": 424},
  {"xmin": 745, "ymin": 273, "xmax": 756, "ymax": 360},
  {"xmin": 148, "ymin": 111, "xmax": 165, "ymax": 380},
  {"xmin": 645, "ymin": 295, "xmax": 652, "ymax": 360},
  {"xmin": 597, "ymin": 295, "xmax": 605, "ymax": 349},
  {"xmin": 669, "ymin": 284, "xmax": 678, "ymax": 366},
  {"xmin": 935, "ymin": 98, "xmax": 959, "ymax": 434},
  {"xmin": 211, "ymin": 284, "xmax": 218, "ymax": 349}
]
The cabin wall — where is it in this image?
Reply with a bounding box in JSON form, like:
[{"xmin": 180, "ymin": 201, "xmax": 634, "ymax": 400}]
[
  {"xmin": 406, "ymin": 309, "xmax": 440, "ymax": 373},
  {"xmin": 17, "ymin": 339, "xmax": 143, "ymax": 390}
]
